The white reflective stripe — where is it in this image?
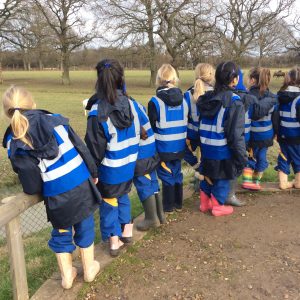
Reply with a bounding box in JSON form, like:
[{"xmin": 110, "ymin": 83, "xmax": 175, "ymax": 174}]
[
  {"xmin": 7, "ymin": 139, "xmax": 11, "ymax": 151},
  {"xmin": 251, "ymin": 124, "xmax": 273, "ymax": 132},
  {"xmin": 140, "ymin": 135, "xmax": 155, "ymax": 146},
  {"xmin": 155, "ymin": 132, "xmax": 186, "ymax": 141},
  {"xmin": 200, "ymin": 137, "xmax": 227, "ymax": 146},
  {"xmin": 281, "ymin": 121, "xmax": 300, "ymax": 128},
  {"xmin": 106, "ymin": 100, "xmax": 140, "ymax": 151},
  {"xmin": 190, "ymin": 101, "xmax": 198, "ymax": 122},
  {"xmin": 102, "ymin": 153, "xmax": 138, "ymax": 167},
  {"xmin": 286, "ymin": 86, "xmax": 300, "ymax": 92},
  {"xmin": 41, "ymin": 154, "xmax": 83, "ymax": 182},
  {"xmin": 280, "ymin": 111, "xmax": 291, "ymax": 118},
  {"xmin": 200, "ymin": 107, "xmax": 226, "ymax": 134},
  {"xmin": 38, "ymin": 125, "xmax": 74, "ymax": 172},
  {"xmin": 245, "ymin": 127, "xmax": 251, "ymax": 133},
  {"xmin": 188, "ymin": 123, "xmax": 199, "ymax": 131},
  {"xmin": 91, "ymin": 104, "xmax": 98, "ymax": 112},
  {"xmin": 291, "ymin": 96, "xmax": 300, "ymax": 117},
  {"xmin": 257, "ymin": 115, "xmax": 272, "ymax": 122},
  {"xmin": 143, "ymin": 122, "xmax": 151, "ymax": 131},
  {"xmin": 154, "ymin": 97, "xmax": 188, "ymax": 128}
]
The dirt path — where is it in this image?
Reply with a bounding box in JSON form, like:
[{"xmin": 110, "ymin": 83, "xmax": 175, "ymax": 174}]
[{"xmin": 85, "ymin": 192, "xmax": 300, "ymax": 300}]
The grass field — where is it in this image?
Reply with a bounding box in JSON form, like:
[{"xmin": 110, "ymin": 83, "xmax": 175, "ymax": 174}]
[{"xmin": 0, "ymin": 68, "xmax": 289, "ymax": 299}]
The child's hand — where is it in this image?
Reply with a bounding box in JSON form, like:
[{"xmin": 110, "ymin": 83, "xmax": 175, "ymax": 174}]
[{"xmin": 93, "ymin": 178, "xmax": 98, "ymax": 185}]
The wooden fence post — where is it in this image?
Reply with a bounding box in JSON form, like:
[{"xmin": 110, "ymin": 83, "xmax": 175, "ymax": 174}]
[{"xmin": 5, "ymin": 216, "xmax": 29, "ymax": 300}]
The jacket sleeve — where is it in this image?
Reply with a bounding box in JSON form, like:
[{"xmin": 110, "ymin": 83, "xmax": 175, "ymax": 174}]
[
  {"xmin": 296, "ymin": 103, "xmax": 300, "ymax": 123},
  {"xmin": 148, "ymin": 101, "xmax": 158, "ymax": 130},
  {"xmin": 68, "ymin": 126, "xmax": 98, "ymax": 178},
  {"xmin": 272, "ymin": 104, "xmax": 280, "ymax": 136},
  {"xmin": 225, "ymin": 101, "xmax": 247, "ymax": 172},
  {"xmin": 10, "ymin": 155, "xmax": 42, "ymax": 195},
  {"xmin": 84, "ymin": 116, "xmax": 107, "ymax": 168},
  {"xmin": 251, "ymin": 96, "xmax": 276, "ymax": 121}
]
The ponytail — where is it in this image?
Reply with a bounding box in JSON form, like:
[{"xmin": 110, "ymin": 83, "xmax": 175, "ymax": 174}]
[
  {"xmin": 11, "ymin": 109, "xmax": 32, "ymax": 148},
  {"xmin": 258, "ymin": 68, "xmax": 271, "ymax": 96},
  {"xmin": 193, "ymin": 63, "xmax": 215, "ymax": 101},
  {"xmin": 280, "ymin": 67, "xmax": 299, "ymax": 91},
  {"xmin": 95, "ymin": 59, "xmax": 125, "ymax": 105},
  {"xmin": 2, "ymin": 85, "xmax": 35, "ymax": 148}
]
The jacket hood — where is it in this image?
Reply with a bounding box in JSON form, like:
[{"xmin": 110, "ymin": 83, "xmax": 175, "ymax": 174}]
[
  {"xmin": 3, "ymin": 109, "xmax": 69, "ymax": 159},
  {"xmin": 156, "ymin": 86, "xmax": 183, "ymax": 107},
  {"xmin": 277, "ymin": 86, "xmax": 300, "ymax": 105},
  {"xmin": 197, "ymin": 90, "xmax": 233, "ymax": 118},
  {"xmin": 97, "ymin": 90, "xmax": 133, "ymax": 129},
  {"xmin": 249, "ymin": 85, "xmax": 276, "ymax": 100}
]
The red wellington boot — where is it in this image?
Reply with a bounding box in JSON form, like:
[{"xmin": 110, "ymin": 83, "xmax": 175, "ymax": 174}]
[
  {"xmin": 199, "ymin": 191, "xmax": 212, "ymax": 213},
  {"xmin": 211, "ymin": 195, "xmax": 233, "ymax": 217}
]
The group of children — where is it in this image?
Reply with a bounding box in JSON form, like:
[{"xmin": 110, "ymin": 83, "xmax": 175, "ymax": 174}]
[{"xmin": 2, "ymin": 59, "xmax": 300, "ymax": 289}]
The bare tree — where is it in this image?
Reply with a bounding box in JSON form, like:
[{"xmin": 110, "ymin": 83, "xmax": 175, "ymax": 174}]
[
  {"xmin": 216, "ymin": 0, "xmax": 295, "ymax": 64},
  {"xmin": 93, "ymin": 0, "xmax": 159, "ymax": 87},
  {"xmin": 288, "ymin": 15, "xmax": 300, "ymax": 59},
  {"xmin": 34, "ymin": 0, "xmax": 96, "ymax": 84}
]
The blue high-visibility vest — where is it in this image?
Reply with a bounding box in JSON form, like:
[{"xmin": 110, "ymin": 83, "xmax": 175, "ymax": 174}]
[
  {"xmin": 7, "ymin": 124, "xmax": 91, "ymax": 197},
  {"xmin": 89, "ymin": 99, "xmax": 141, "ymax": 185},
  {"xmin": 136, "ymin": 102, "xmax": 156, "ymax": 160},
  {"xmin": 279, "ymin": 95, "xmax": 300, "ymax": 139},
  {"xmin": 199, "ymin": 94, "xmax": 240, "ymax": 160},
  {"xmin": 251, "ymin": 106, "xmax": 275, "ymax": 141},
  {"xmin": 150, "ymin": 96, "xmax": 188, "ymax": 153},
  {"xmin": 184, "ymin": 90, "xmax": 200, "ymax": 140}
]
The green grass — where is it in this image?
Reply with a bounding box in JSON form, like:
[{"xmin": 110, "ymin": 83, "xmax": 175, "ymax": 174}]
[{"xmin": 0, "ymin": 68, "xmax": 289, "ymax": 299}]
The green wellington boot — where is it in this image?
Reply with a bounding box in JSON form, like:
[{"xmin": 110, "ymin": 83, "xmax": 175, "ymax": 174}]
[{"xmin": 155, "ymin": 193, "xmax": 167, "ymax": 224}]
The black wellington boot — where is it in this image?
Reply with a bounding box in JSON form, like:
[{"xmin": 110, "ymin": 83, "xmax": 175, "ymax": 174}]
[
  {"xmin": 136, "ymin": 195, "xmax": 160, "ymax": 231},
  {"xmin": 154, "ymin": 193, "xmax": 167, "ymax": 224},
  {"xmin": 174, "ymin": 183, "xmax": 183, "ymax": 211},
  {"xmin": 162, "ymin": 184, "xmax": 175, "ymax": 212},
  {"xmin": 226, "ymin": 179, "xmax": 245, "ymax": 207}
]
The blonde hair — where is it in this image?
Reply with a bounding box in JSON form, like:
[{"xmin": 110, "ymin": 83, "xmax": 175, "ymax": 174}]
[
  {"xmin": 249, "ymin": 67, "xmax": 271, "ymax": 96},
  {"xmin": 156, "ymin": 64, "xmax": 179, "ymax": 87},
  {"xmin": 2, "ymin": 86, "xmax": 36, "ymax": 148},
  {"xmin": 193, "ymin": 63, "xmax": 215, "ymax": 101}
]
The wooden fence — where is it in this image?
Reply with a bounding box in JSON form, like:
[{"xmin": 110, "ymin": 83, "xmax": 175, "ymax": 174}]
[{"xmin": 0, "ymin": 193, "xmax": 42, "ymax": 300}]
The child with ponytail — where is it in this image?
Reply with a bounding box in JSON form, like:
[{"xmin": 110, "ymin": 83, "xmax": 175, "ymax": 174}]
[
  {"xmin": 184, "ymin": 63, "xmax": 215, "ymax": 186},
  {"xmin": 148, "ymin": 64, "xmax": 188, "ymax": 213},
  {"xmin": 276, "ymin": 67, "xmax": 300, "ymax": 189},
  {"xmin": 197, "ymin": 61, "xmax": 247, "ymax": 216},
  {"xmin": 244, "ymin": 67, "xmax": 279, "ymax": 190},
  {"xmin": 2, "ymin": 86, "xmax": 100, "ymax": 289},
  {"xmin": 85, "ymin": 59, "xmax": 144, "ymax": 256}
]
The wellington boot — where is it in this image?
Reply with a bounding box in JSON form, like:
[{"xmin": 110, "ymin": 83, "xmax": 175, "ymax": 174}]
[
  {"xmin": 174, "ymin": 183, "xmax": 183, "ymax": 211},
  {"xmin": 109, "ymin": 236, "xmax": 124, "ymax": 257},
  {"xmin": 294, "ymin": 173, "xmax": 300, "ymax": 189},
  {"xmin": 252, "ymin": 171, "xmax": 263, "ymax": 190},
  {"xmin": 120, "ymin": 223, "xmax": 133, "ymax": 243},
  {"xmin": 136, "ymin": 195, "xmax": 160, "ymax": 231},
  {"xmin": 80, "ymin": 243, "xmax": 100, "ymax": 282},
  {"xmin": 155, "ymin": 193, "xmax": 167, "ymax": 224},
  {"xmin": 162, "ymin": 184, "xmax": 176, "ymax": 212},
  {"xmin": 242, "ymin": 167, "xmax": 256, "ymax": 190},
  {"xmin": 56, "ymin": 253, "xmax": 77, "ymax": 289},
  {"xmin": 278, "ymin": 171, "xmax": 294, "ymax": 190},
  {"xmin": 226, "ymin": 179, "xmax": 245, "ymax": 206},
  {"xmin": 199, "ymin": 191, "xmax": 212, "ymax": 213},
  {"xmin": 211, "ymin": 196, "xmax": 233, "ymax": 217}
]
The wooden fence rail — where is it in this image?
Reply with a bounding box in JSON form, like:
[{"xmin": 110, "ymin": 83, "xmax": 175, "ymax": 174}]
[{"xmin": 1, "ymin": 193, "xmax": 42, "ymax": 300}]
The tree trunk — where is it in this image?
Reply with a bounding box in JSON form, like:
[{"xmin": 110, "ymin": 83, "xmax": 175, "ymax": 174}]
[
  {"xmin": 0, "ymin": 61, "xmax": 3, "ymax": 84},
  {"xmin": 61, "ymin": 50, "xmax": 70, "ymax": 85}
]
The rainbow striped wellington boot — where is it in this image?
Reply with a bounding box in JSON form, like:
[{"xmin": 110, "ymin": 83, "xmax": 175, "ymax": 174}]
[{"xmin": 242, "ymin": 167, "xmax": 255, "ymax": 190}]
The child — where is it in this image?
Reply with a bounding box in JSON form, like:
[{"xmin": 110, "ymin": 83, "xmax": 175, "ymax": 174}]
[
  {"xmin": 2, "ymin": 86, "xmax": 100, "ymax": 289},
  {"xmin": 276, "ymin": 67, "xmax": 300, "ymax": 189},
  {"xmin": 198, "ymin": 61, "xmax": 247, "ymax": 216},
  {"xmin": 245, "ymin": 67, "xmax": 278, "ymax": 190},
  {"xmin": 184, "ymin": 63, "xmax": 214, "ymax": 189},
  {"xmin": 231, "ymin": 69, "xmax": 276, "ymax": 203},
  {"xmin": 148, "ymin": 64, "xmax": 188, "ymax": 213},
  {"xmin": 85, "ymin": 59, "xmax": 143, "ymax": 256},
  {"xmin": 133, "ymin": 100, "xmax": 166, "ymax": 231}
]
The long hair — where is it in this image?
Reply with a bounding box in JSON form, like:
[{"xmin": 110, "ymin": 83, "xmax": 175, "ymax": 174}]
[
  {"xmin": 95, "ymin": 59, "xmax": 125, "ymax": 105},
  {"xmin": 2, "ymin": 85, "xmax": 36, "ymax": 148},
  {"xmin": 156, "ymin": 64, "xmax": 179, "ymax": 87},
  {"xmin": 193, "ymin": 63, "xmax": 215, "ymax": 102},
  {"xmin": 249, "ymin": 67, "xmax": 271, "ymax": 96},
  {"xmin": 280, "ymin": 66, "xmax": 300, "ymax": 91},
  {"xmin": 214, "ymin": 61, "xmax": 239, "ymax": 94}
]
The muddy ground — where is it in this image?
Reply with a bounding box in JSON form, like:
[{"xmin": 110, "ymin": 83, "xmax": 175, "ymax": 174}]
[{"xmin": 85, "ymin": 192, "xmax": 300, "ymax": 300}]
